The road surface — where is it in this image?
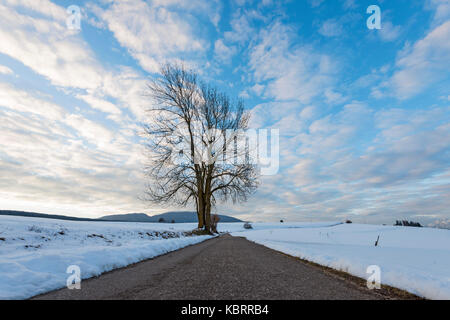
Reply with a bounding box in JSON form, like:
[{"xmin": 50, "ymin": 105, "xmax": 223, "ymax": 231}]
[{"xmin": 33, "ymin": 235, "xmax": 399, "ymax": 300}]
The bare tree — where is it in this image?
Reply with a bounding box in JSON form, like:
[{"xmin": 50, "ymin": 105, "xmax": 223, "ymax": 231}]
[{"xmin": 142, "ymin": 64, "xmax": 258, "ymax": 233}]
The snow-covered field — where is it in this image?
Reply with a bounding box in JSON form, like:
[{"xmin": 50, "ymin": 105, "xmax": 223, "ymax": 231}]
[
  {"xmin": 231, "ymin": 223, "xmax": 450, "ymax": 300},
  {"xmin": 0, "ymin": 215, "xmax": 214, "ymax": 299},
  {"xmin": 1, "ymin": 216, "xmax": 449, "ymax": 300}
]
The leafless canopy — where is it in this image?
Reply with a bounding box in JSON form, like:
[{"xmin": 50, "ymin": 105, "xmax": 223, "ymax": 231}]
[{"xmin": 142, "ymin": 64, "xmax": 259, "ymax": 232}]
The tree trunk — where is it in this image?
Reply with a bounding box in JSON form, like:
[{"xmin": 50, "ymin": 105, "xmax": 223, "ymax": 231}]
[
  {"xmin": 196, "ymin": 194, "xmax": 205, "ymax": 229},
  {"xmin": 204, "ymin": 196, "xmax": 212, "ymax": 234},
  {"xmin": 197, "ymin": 209, "xmax": 204, "ymax": 229},
  {"xmin": 203, "ymin": 163, "xmax": 213, "ymax": 234}
]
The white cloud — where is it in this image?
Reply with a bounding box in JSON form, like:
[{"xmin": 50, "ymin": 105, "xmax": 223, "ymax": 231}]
[
  {"xmin": 223, "ymin": 10, "xmax": 256, "ymax": 43},
  {"xmin": 426, "ymin": 0, "xmax": 450, "ymax": 25},
  {"xmin": 318, "ymin": 19, "xmax": 343, "ymax": 37},
  {"xmin": 429, "ymin": 218, "xmax": 450, "ymax": 229},
  {"xmin": 299, "ymin": 105, "xmax": 316, "ymax": 120},
  {"xmin": 3, "ymin": 0, "xmax": 66, "ymax": 21},
  {"xmin": 0, "ymin": 65, "xmax": 14, "ymax": 75},
  {"xmin": 214, "ymin": 39, "xmax": 237, "ymax": 64},
  {"xmin": 324, "ymin": 89, "xmax": 347, "ymax": 105},
  {"xmin": 250, "ymin": 83, "xmax": 265, "ymax": 96},
  {"xmin": 249, "ymin": 101, "xmax": 300, "ymax": 129},
  {"xmin": 379, "ymin": 21, "xmax": 450, "ymax": 99},
  {"xmin": 76, "ymin": 94, "xmax": 122, "ymax": 115},
  {"xmin": 331, "ymin": 107, "xmax": 450, "ymax": 188},
  {"xmin": 63, "ymin": 114, "xmax": 114, "ymax": 149},
  {"xmin": 343, "ymin": 0, "xmax": 357, "ymax": 9},
  {"xmin": 309, "ymin": 0, "xmax": 324, "ymax": 8},
  {"xmin": 99, "ymin": 67, "xmax": 153, "ymax": 121},
  {"xmin": 249, "ymin": 22, "xmax": 337, "ymax": 103},
  {"xmin": 0, "ymin": 82, "xmax": 65, "ymax": 121},
  {"xmin": 379, "ymin": 21, "xmax": 402, "ymax": 42},
  {"xmin": 0, "ymin": 2, "xmax": 104, "ymax": 90},
  {"xmin": 89, "ymin": 0, "xmax": 209, "ymax": 73},
  {"xmin": 0, "ymin": 1, "xmax": 154, "ymax": 120}
]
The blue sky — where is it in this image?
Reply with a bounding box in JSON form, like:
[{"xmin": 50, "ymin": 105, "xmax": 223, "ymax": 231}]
[{"xmin": 0, "ymin": 0, "xmax": 449, "ymax": 225}]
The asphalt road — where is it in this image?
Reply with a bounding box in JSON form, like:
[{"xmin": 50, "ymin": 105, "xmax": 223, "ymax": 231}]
[{"xmin": 33, "ymin": 235, "xmax": 389, "ymax": 300}]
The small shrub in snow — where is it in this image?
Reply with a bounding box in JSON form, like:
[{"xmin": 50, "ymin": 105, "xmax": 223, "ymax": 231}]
[
  {"xmin": 211, "ymin": 214, "xmax": 220, "ymax": 234},
  {"xmin": 28, "ymin": 225, "xmax": 42, "ymax": 233},
  {"xmin": 244, "ymin": 222, "xmax": 253, "ymax": 229},
  {"xmin": 87, "ymin": 233, "xmax": 105, "ymax": 239},
  {"xmin": 24, "ymin": 244, "xmax": 41, "ymax": 249}
]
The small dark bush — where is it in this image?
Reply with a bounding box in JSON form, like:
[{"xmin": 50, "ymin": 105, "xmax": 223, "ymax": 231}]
[
  {"xmin": 394, "ymin": 220, "xmax": 422, "ymax": 227},
  {"xmin": 158, "ymin": 217, "xmax": 166, "ymax": 223},
  {"xmin": 25, "ymin": 244, "xmax": 41, "ymax": 249},
  {"xmin": 211, "ymin": 214, "xmax": 220, "ymax": 234}
]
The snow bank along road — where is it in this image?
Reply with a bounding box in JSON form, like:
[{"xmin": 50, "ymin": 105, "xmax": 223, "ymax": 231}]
[
  {"xmin": 232, "ymin": 223, "xmax": 450, "ymax": 299},
  {"xmin": 2, "ymin": 216, "xmax": 447, "ymax": 299},
  {"xmin": 33, "ymin": 234, "xmax": 407, "ymax": 300},
  {"xmin": 0, "ymin": 215, "xmax": 214, "ymax": 299}
]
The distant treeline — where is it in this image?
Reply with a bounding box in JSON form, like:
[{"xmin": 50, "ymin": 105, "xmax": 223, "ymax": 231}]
[{"xmin": 394, "ymin": 220, "xmax": 422, "ymax": 227}]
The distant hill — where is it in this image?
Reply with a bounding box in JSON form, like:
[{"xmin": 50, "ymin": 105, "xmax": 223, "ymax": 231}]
[
  {"xmin": 0, "ymin": 210, "xmax": 100, "ymax": 222},
  {"xmin": 99, "ymin": 213, "xmax": 154, "ymax": 222},
  {"xmin": 100, "ymin": 211, "xmax": 242, "ymax": 223},
  {"xmin": 0, "ymin": 210, "xmax": 242, "ymax": 224}
]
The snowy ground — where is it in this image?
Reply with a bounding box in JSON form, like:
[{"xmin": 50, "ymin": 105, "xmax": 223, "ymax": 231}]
[
  {"xmin": 0, "ymin": 215, "xmax": 214, "ymax": 299},
  {"xmin": 231, "ymin": 223, "xmax": 450, "ymax": 300},
  {"xmin": 1, "ymin": 216, "xmax": 449, "ymax": 300}
]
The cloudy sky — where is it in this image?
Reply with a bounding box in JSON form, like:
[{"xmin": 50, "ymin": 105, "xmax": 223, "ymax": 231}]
[{"xmin": 0, "ymin": 0, "xmax": 449, "ymax": 224}]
